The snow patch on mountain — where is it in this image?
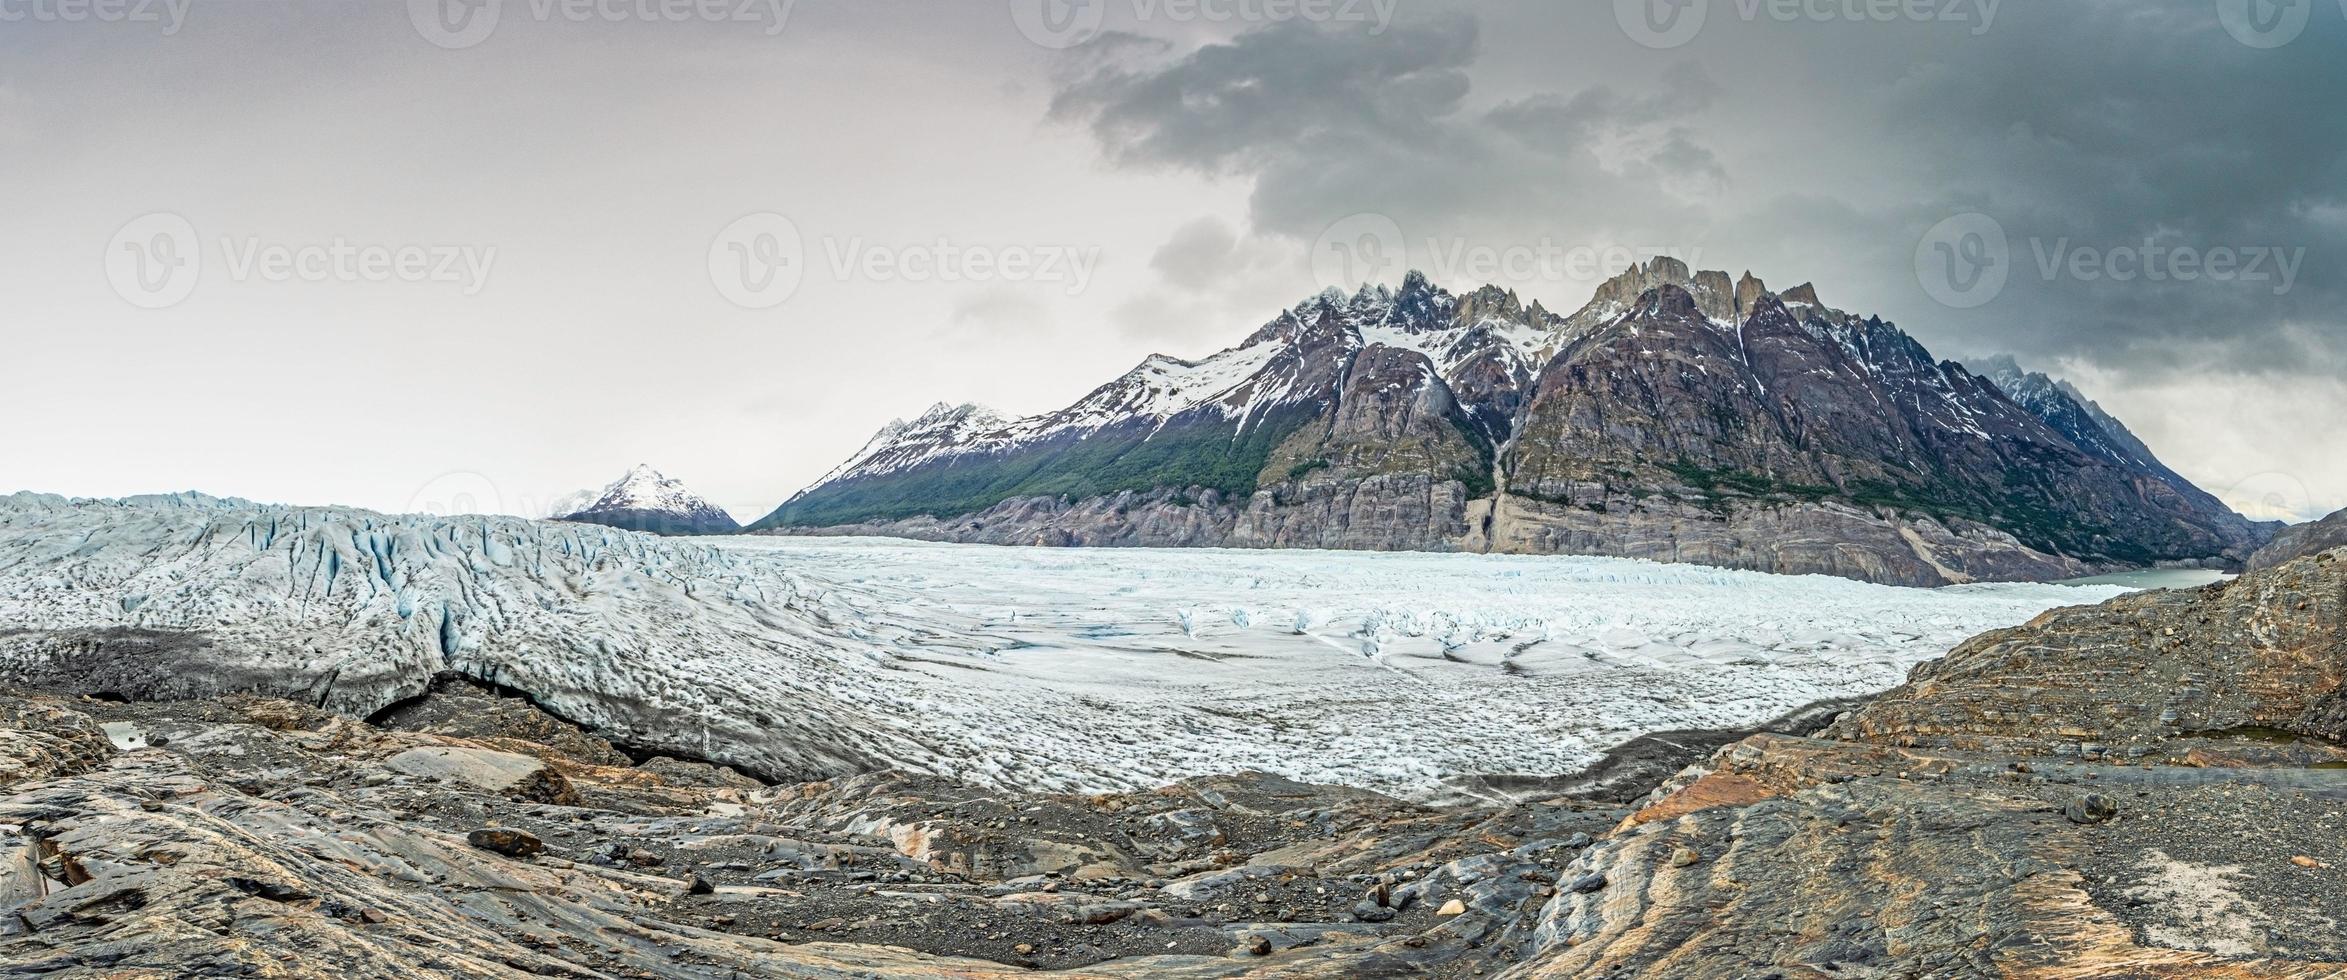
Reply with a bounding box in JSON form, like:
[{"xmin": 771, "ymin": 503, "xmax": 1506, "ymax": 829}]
[
  {"xmin": 791, "ymin": 271, "xmax": 1563, "ymax": 503},
  {"xmin": 1975, "ymin": 355, "xmax": 2167, "ymax": 473}
]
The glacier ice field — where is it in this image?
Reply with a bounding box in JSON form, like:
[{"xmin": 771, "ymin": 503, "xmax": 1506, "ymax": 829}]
[{"xmin": 0, "ymin": 492, "xmax": 2131, "ymax": 798}]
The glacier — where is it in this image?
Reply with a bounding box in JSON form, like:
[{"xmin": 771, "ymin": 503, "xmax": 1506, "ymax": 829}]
[{"xmin": 0, "ymin": 491, "xmax": 2130, "ymax": 798}]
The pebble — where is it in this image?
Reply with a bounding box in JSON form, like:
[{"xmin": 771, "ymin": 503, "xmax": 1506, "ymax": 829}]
[
  {"xmin": 465, "ymin": 828, "xmax": 545, "ymax": 858},
  {"xmin": 1245, "ymin": 934, "xmax": 1272, "ymax": 956},
  {"xmin": 2064, "ymin": 794, "xmax": 2119, "ymax": 825},
  {"xmin": 1437, "ymin": 899, "xmax": 1466, "ymax": 916},
  {"xmin": 1668, "ymin": 847, "xmax": 1702, "ymax": 868}
]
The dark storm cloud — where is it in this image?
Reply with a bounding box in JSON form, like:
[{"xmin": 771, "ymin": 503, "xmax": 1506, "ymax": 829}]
[
  {"xmin": 1861, "ymin": 2, "xmax": 2347, "ymax": 376},
  {"xmin": 1049, "ymin": 15, "xmax": 1730, "ymax": 247},
  {"xmin": 1048, "ymin": 0, "xmax": 2347, "ymax": 380}
]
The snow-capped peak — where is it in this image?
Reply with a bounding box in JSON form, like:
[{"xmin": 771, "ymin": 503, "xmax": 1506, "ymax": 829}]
[
  {"xmin": 786, "ymin": 403, "xmax": 1016, "ymax": 497},
  {"xmin": 556, "ymin": 465, "xmax": 739, "ymax": 534},
  {"xmin": 598, "ymin": 464, "xmax": 693, "ymax": 511}
]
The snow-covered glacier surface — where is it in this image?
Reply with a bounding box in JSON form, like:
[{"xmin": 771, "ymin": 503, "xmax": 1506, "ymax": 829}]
[{"xmin": 0, "ymin": 492, "xmax": 2129, "ymax": 797}]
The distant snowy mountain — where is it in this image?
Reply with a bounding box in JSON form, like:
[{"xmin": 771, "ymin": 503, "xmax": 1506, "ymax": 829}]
[
  {"xmin": 557, "ymin": 464, "xmax": 739, "ymax": 536},
  {"xmin": 1973, "ymin": 356, "xmax": 2179, "ymax": 483},
  {"xmin": 753, "ymin": 260, "xmax": 2267, "ymax": 585}
]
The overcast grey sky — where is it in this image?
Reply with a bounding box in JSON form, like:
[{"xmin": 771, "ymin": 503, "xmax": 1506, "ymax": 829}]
[{"xmin": 3, "ymin": 0, "xmax": 2341, "ymax": 522}]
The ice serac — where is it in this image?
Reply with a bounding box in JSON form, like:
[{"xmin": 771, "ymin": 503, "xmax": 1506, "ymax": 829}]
[
  {"xmin": 752, "ymin": 262, "xmax": 2261, "ymax": 585},
  {"xmin": 0, "ymin": 492, "xmax": 898, "ymax": 782},
  {"xmin": 557, "ymin": 464, "xmax": 740, "ymax": 536}
]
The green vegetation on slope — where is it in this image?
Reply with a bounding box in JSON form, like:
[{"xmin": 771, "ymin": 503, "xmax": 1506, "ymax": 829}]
[{"xmin": 752, "ymin": 405, "xmax": 1323, "ymax": 529}]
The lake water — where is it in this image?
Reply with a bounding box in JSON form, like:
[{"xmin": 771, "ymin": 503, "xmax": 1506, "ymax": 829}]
[{"xmin": 2057, "ymin": 568, "xmax": 2234, "ymax": 590}]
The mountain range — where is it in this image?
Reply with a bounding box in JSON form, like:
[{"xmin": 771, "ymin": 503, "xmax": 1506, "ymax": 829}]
[
  {"xmin": 744, "ymin": 259, "xmax": 2269, "ymax": 587},
  {"xmin": 555, "ymin": 464, "xmax": 740, "ymax": 536}
]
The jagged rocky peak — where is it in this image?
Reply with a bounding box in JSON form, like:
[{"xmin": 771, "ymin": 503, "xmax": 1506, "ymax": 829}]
[
  {"xmin": 1734, "ymin": 270, "xmax": 1770, "ymax": 319},
  {"xmin": 1635, "ymin": 280, "xmax": 1709, "ymax": 320},
  {"xmin": 907, "ymin": 401, "xmax": 1007, "ymax": 434},
  {"xmin": 1780, "ymin": 282, "xmax": 1824, "ymax": 308},
  {"xmin": 1577, "ymin": 256, "xmax": 1739, "ymax": 326},
  {"xmin": 557, "ymin": 464, "xmax": 740, "ymax": 536},
  {"xmin": 1458, "ymin": 283, "xmax": 1527, "ymax": 325}
]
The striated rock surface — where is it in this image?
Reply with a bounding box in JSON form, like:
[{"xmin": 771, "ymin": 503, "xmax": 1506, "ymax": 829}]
[
  {"xmin": 1515, "ymin": 548, "xmax": 2347, "ymax": 977},
  {"xmin": 1825, "ymin": 547, "xmax": 2346, "ymax": 752},
  {"xmin": 807, "ymin": 490, "xmax": 2089, "ymax": 588},
  {"xmin": 0, "ymin": 684, "xmax": 1649, "ymax": 978}
]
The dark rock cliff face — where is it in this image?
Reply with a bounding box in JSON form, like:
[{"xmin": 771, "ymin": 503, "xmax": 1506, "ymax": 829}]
[
  {"xmin": 2252, "ymin": 508, "xmax": 2347, "ymax": 571},
  {"xmin": 756, "ymin": 262, "xmax": 2264, "ymax": 586}
]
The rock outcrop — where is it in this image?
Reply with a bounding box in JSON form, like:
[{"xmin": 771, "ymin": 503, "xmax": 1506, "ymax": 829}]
[
  {"xmin": 1520, "ymin": 548, "xmax": 2347, "ymax": 976},
  {"xmin": 756, "ymin": 263, "xmax": 2265, "ymax": 586},
  {"xmin": 0, "ymin": 683, "xmax": 1650, "ymax": 978},
  {"xmin": 2252, "ymin": 507, "xmax": 2347, "ymax": 571}
]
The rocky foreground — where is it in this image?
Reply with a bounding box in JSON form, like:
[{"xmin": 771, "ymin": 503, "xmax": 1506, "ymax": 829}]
[{"xmin": 3, "ymin": 551, "xmax": 2345, "ymax": 978}]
